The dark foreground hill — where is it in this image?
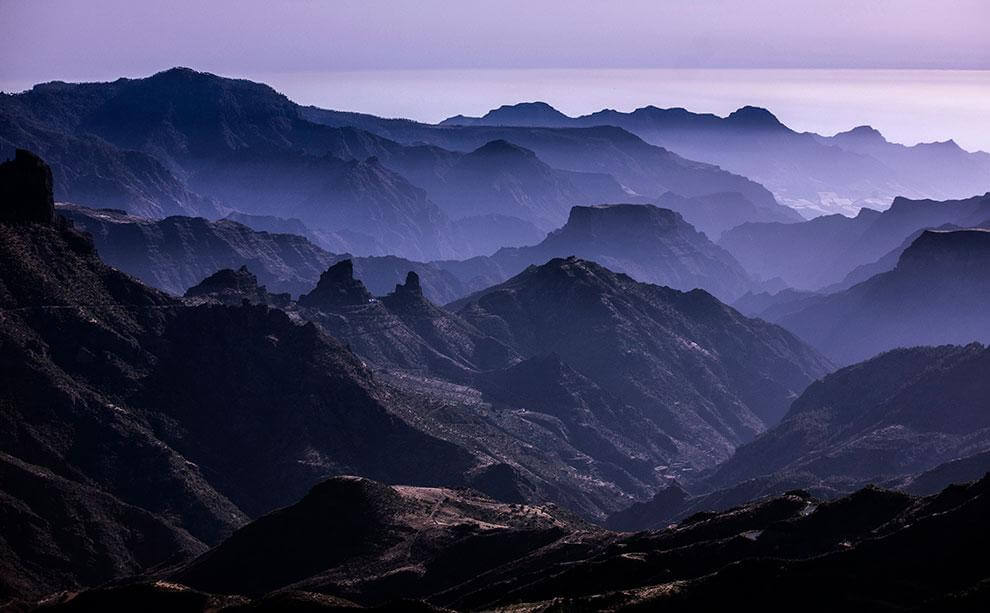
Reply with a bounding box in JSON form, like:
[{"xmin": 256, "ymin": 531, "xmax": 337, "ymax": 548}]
[{"xmin": 28, "ymin": 473, "xmax": 990, "ymax": 612}]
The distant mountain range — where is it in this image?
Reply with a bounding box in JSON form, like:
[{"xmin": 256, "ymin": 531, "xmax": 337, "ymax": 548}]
[
  {"xmin": 3, "ymin": 68, "xmax": 801, "ymax": 260},
  {"xmin": 442, "ymin": 101, "xmax": 990, "ymax": 217}
]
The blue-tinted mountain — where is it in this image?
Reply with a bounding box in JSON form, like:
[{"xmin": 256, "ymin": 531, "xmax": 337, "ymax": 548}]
[
  {"xmin": 7, "ymin": 69, "xmax": 798, "ymax": 260},
  {"xmin": 306, "ymin": 106, "xmax": 791, "ymax": 221},
  {"xmin": 442, "ymin": 101, "xmax": 573, "ymax": 127},
  {"xmin": 719, "ymin": 192, "xmax": 990, "ymax": 290},
  {"xmin": 59, "ymin": 204, "xmax": 343, "ymax": 297},
  {"xmin": 773, "ymin": 229, "xmax": 990, "ymax": 364}
]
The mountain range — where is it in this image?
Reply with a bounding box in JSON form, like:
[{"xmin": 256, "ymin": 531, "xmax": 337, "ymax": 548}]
[
  {"xmin": 3, "ymin": 68, "xmax": 802, "ymax": 261},
  {"xmin": 719, "ymin": 192, "xmax": 990, "ymax": 290},
  {"xmin": 442, "ymin": 101, "xmax": 990, "ymax": 217},
  {"xmin": 5, "ymin": 65, "xmax": 990, "ymax": 611}
]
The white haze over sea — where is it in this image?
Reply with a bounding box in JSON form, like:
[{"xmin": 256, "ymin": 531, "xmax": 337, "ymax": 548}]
[{"xmin": 249, "ymin": 68, "xmax": 990, "ymax": 153}]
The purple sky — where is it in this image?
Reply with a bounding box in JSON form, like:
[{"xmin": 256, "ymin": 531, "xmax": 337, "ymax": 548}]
[{"xmin": 2, "ymin": 0, "xmax": 988, "ymax": 83}]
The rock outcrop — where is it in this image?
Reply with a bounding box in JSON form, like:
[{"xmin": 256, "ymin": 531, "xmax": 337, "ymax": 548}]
[{"xmin": 0, "ymin": 149, "xmax": 55, "ymax": 224}]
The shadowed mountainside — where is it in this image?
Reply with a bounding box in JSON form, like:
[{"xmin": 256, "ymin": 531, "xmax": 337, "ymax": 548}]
[
  {"xmin": 0, "ymin": 152, "xmax": 475, "ymax": 601},
  {"xmin": 33, "ymin": 473, "xmax": 990, "ymax": 612}
]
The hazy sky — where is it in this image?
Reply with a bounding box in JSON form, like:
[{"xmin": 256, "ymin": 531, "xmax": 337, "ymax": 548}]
[
  {"xmin": 3, "ymin": 1, "xmax": 989, "ymax": 150},
  {"xmin": 2, "ymin": 0, "xmax": 989, "ymax": 83}
]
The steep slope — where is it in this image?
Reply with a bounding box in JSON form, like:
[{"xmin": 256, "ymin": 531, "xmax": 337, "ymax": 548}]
[
  {"xmin": 171, "ymin": 476, "xmax": 589, "ymax": 599},
  {"xmin": 0, "ymin": 152, "xmax": 476, "ymax": 600},
  {"xmin": 44, "ymin": 475, "xmax": 990, "ymax": 612},
  {"xmin": 709, "ymin": 344, "xmax": 990, "ymax": 490},
  {"xmin": 720, "ymin": 192, "xmax": 990, "ymax": 290},
  {"xmin": 775, "ymin": 229, "xmax": 990, "ymax": 364},
  {"xmin": 59, "ymin": 204, "xmax": 341, "ymax": 297},
  {"xmin": 58, "ymin": 203, "xmax": 475, "ymax": 305},
  {"xmin": 452, "ymin": 257, "xmax": 831, "ymax": 467}
]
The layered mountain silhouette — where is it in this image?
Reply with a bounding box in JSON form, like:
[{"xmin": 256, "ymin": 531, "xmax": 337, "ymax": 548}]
[
  {"xmin": 38, "ymin": 473, "xmax": 990, "ymax": 611},
  {"xmin": 771, "ymin": 229, "xmax": 990, "ymax": 364},
  {"xmin": 415, "ymin": 138, "xmax": 632, "ymax": 230},
  {"xmin": 60, "ymin": 204, "xmax": 343, "ymax": 297},
  {"xmin": 719, "ymin": 192, "xmax": 990, "ymax": 290},
  {"xmin": 429, "ymin": 203, "xmax": 762, "ymax": 303},
  {"xmin": 6, "ymin": 69, "xmax": 990, "ymax": 611},
  {"xmin": 288, "ymin": 254, "xmax": 829, "ymax": 519},
  {"xmin": 4, "ymin": 68, "xmax": 800, "ymax": 260},
  {"xmin": 442, "ymin": 101, "xmax": 990, "ymax": 217},
  {"xmin": 61, "ymin": 201, "xmax": 761, "ymax": 304},
  {"xmin": 487, "ymin": 204, "xmax": 758, "ymax": 301}
]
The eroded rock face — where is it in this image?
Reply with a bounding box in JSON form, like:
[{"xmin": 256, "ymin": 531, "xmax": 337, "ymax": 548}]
[
  {"xmin": 184, "ymin": 265, "xmax": 290, "ymax": 307},
  {"xmin": 0, "ymin": 149, "xmax": 55, "ymax": 224},
  {"xmin": 298, "ymin": 259, "xmax": 374, "ymax": 309}
]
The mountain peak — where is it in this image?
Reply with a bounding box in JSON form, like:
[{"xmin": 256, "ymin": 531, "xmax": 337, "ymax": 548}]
[
  {"xmin": 441, "ymin": 101, "xmax": 571, "ymax": 127},
  {"xmin": 299, "ymin": 259, "xmax": 374, "ymax": 308},
  {"xmin": 471, "ymin": 139, "xmax": 535, "ymax": 157},
  {"xmin": 726, "ymin": 106, "xmax": 785, "ymax": 129},
  {"xmin": 482, "ymin": 101, "xmax": 568, "ymax": 121},
  {"xmin": 834, "ymin": 125, "xmax": 887, "ymax": 144},
  {"xmin": 0, "ymin": 149, "xmax": 56, "ymax": 224}
]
